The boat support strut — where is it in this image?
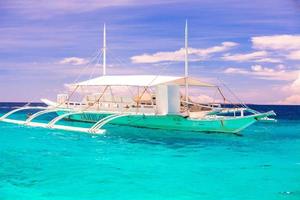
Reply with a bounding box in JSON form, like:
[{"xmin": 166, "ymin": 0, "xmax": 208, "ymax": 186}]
[
  {"xmin": 89, "ymin": 113, "xmax": 131, "ymax": 133},
  {"xmin": 0, "ymin": 106, "xmax": 48, "ymax": 121},
  {"xmin": 25, "ymin": 109, "xmax": 59, "ymax": 124}
]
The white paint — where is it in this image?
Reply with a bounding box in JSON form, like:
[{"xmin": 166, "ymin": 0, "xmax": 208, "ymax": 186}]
[
  {"xmin": 156, "ymin": 85, "xmax": 180, "ymax": 115},
  {"xmin": 156, "ymin": 85, "xmax": 168, "ymax": 115},
  {"xmin": 168, "ymin": 85, "xmax": 180, "ymax": 114}
]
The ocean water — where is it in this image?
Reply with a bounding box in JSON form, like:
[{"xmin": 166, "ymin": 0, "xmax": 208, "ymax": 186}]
[{"xmin": 0, "ymin": 103, "xmax": 299, "ymax": 200}]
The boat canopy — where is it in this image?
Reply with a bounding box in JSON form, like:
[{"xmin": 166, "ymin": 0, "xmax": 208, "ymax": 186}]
[{"xmin": 70, "ymin": 75, "xmax": 215, "ymax": 87}]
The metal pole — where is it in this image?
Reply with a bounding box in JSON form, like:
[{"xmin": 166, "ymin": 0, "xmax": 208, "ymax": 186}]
[
  {"xmin": 103, "ymin": 23, "xmax": 107, "ymax": 76},
  {"xmin": 185, "ymin": 20, "xmax": 189, "ymax": 111}
]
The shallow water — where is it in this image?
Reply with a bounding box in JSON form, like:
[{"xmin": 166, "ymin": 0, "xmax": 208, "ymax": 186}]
[{"xmin": 0, "ymin": 103, "xmax": 300, "ymax": 200}]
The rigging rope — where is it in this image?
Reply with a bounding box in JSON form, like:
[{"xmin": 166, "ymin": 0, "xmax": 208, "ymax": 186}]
[
  {"xmin": 217, "ymin": 78, "xmax": 249, "ymax": 109},
  {"xmin": 73, "ymin": 49, "xmax": 102, "ymax": 83}
]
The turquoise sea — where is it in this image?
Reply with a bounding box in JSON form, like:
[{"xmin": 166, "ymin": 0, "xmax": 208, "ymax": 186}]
[{"xmin": 0, "ymin": 103, "xmax": 299, "ymax": 200}]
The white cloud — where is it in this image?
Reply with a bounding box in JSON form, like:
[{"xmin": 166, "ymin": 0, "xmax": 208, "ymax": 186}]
[
  {"xmin": 251, "ymin": 35, "xmax": 300, "ymax": 62},
  {"xmin": 196, "ymin": 42, "xmax": 238, "ymax": 55},
  {"xmin": 277, "ymin": 64, "xmax": 286, "ymax": 70},
  {"xmin": 223, "ymin": 51, "xmax": 267, "ymax": 61},
  {"xmin": 224, "ymin": 65, "xmax": 298, "ymax": 81},
  {"xmin": 59, "ymin": 57, "xmax": 88, "ymax": 65},
  {"xmin": 224, "ymin": 67, "xmax": 248, "ymax": 74},
  {"xmin": 131, "ymin": 42, "xmax": 238, "ymax": 63},
  {"xmin": 252, "ymin": 35, "xmax": 300, "ymax": 50},
  {"xmin": 287, "ymin": 50, "xmax": 300, "ymax": 60},
  {"xmin": 222, "ymin": 51, "xmax": 281, "ymax": 63},
  {"xmin": 289, "ymin": 73, "xmax": 300, "ymax": 92},
  {"xmin": 279, "ymin": 95, "xmax": 300, "ymax": 104},
  {"xmin": 277, "ymin": 72, "xmax": 300, "ymax": 104},
  {"xmin": 251, "ymin": 64, "xmax": 274, "ymax": 73},
  {"xmin": 254, "ymin": 58, "xmax": 282, "ymax": 63},
  {"xmin": 224, "ymin": 35, "xmax": 300, "ymax": 64},
  {"xmin": 131, "ymin": 49, "xmax": 184, "ymax": 64}
]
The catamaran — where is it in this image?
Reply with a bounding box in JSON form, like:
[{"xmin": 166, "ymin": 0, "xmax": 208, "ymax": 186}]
[{"xmin": 0, "ymin": 23, "xmax": 276, "ymax": 134}]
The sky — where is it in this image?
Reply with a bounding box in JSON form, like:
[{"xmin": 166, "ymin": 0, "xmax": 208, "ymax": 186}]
[{"xmin": 0, "ymin": 0, "xmax": 300, "ymax": 104}]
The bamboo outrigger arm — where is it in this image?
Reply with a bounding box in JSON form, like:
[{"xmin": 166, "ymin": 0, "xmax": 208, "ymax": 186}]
[
  {"xmin": 25, "ymin": 109, "xmax": 61, "ymax": 124},
  {"xmin": 0, "ymin": 106, "xmax": 48, "ymax": 121},
  {"xmin": 47, "ymin": 111, "xmax": 84, "ymax": 128},
  {"xmin": 89, "ymin": 113, "xmax": 131, "ymax": 133}
]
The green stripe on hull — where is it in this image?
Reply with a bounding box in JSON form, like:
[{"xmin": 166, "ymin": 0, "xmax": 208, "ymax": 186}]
[{"xmin": 56, "ymin": 111, "xmax": 266, "ymax": 133}]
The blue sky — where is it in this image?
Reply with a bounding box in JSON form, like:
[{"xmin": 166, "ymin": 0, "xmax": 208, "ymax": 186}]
[{"xmin": 0, "ymin": 0, "xmax": 300, "ymax": 104}]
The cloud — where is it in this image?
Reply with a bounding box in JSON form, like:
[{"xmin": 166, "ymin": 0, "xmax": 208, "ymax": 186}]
[
  {"xmin": 222, "ymin": 51, "xmax": 267, "ymax": 62},
  {"xmin": 250, "ymin": 35, "xmax": 300, "ymax": 62},
  {"xmin": 224, "ymin": 64, "xmax": 298, "ymax": 81},
  {"xmin": 291, "ymin": 77, "xmax": 300, "ymax": 91},
  {"xmin": 253, "ymin": 58, "xmax": 282, "ymax": 63},
  {"xmin": 59, "ymin": 57, "xmax": 89, "ymax": 65},
  {"xmin": 278, "ymin": 73, "xmax": 300, "ymax": 104},
  {"xmin": 251, "ymin": 64, "xmax": 275, "ymax": 73},
  {"xmin": 223, "ymin": 35, "xmax": 300, "ymax": 64},
  {"xmin": 196, "ymin": 42, "xmax": 238, "ymax": 55},
  {"xmin": 0, "ymin": 27, "xmax": 79, "ymax": 52},
  {"xmin": 131, "ymin": 42, "xmax": 238, "ymax": 63},
  {"xmin": 224, "ymin": 67, "xmax": 248, "ymax": 74},
  {"xmin": 279, "ymin": 95, "xmax": 300, "ymax": 104},
  {"xmin": 222, "ymin": 51, "xmax": 281, "ymax": 63},
  {"xmin": 225, "ymin": 66, "xmax": 300, "ymax": 105},
  {"xmin": 3, "ymin": 0, "xmax": 179, "ymax": 18},
  {"xmin": 287, "ymin": 73, "xmax": 300, "ymax": 93},
  {"xmin": 287, "ymin": 50, "xmax": 300, "ymax": 60},
  {"xmin": 252, "ymin": 35, "xmax": 300, "ymax": 50}
]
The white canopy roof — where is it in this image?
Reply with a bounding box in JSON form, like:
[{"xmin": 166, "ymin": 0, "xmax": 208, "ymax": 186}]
[{"xmin": 70, "ymin": 75, "xmax": 215, "ymax": 87}]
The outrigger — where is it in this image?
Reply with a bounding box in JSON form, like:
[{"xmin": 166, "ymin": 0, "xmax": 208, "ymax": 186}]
[{"xmin": 0, "ymin": 23, "xmax": 276, "ymax": 134}]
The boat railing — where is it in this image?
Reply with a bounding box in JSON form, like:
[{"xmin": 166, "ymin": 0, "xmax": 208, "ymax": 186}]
[
  {"xmin": 57, "ymin": 100, "xmax": 156, "ymax": 114},
  {"xmin": 183, "ymin": 100, "xmax": 221, "ymax": 109}
]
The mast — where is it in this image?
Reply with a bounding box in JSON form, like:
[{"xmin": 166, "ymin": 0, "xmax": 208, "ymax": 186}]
[
  {"xmin": 103, "ymin": 23, "xmax": 107, "ymax": 76},
  {"xmin": 184, "ymin": 20, "xmax": 189, "ymax": 109}
]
